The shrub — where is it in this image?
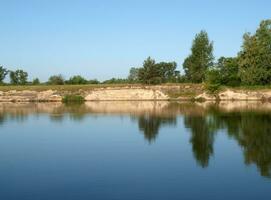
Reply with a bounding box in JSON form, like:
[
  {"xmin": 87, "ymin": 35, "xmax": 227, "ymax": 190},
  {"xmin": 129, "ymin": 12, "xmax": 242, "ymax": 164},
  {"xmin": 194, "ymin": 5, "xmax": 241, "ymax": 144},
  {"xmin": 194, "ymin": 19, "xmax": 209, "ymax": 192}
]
[
  {"xmin": 32, "ymin": 78, "xmax": 40, "ymax": 85},
  {"xmin": 88, "ymin": 79, "xmax": 100, "ymax": 84},
  {"xmin": 205, "ymin": 83, "xmax": 221, "ymax": 93},
  {"xmin": 206, "ymin": 69, "xmax": 221, "ymax": 85},
  {"xmin": 62, "ymin": 95, "xmax": 85, "ymax": 103},
  {"xmin": 48, "ymin": 74, "xmax": 65, "ymax": 85},
  {"xmin": 66, "ymin": 75, "xmax": 88, "ymax": 85}
]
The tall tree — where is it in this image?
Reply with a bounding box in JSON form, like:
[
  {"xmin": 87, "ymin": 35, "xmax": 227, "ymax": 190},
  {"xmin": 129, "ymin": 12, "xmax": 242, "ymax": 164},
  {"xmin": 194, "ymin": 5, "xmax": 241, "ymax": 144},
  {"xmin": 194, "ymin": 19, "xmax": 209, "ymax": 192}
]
[
  {"xmin": 0, "ymin": 66, "xmax": 8, "ymax": 84},
  {"xmin": 238, "ymin": 19, "xmax": 271, "ymax": 85},
  {"xmin": 183, "ymin": 30, "xmax": 214, "ymax": 83}
]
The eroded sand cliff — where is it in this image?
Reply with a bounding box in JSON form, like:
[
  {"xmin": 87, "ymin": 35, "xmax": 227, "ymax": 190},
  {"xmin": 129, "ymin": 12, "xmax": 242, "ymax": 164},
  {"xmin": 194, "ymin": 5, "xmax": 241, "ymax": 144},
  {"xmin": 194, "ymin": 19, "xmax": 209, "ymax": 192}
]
[{"xmin": 0, "ymin": 86, "xmax": 271, "ymax": 102}]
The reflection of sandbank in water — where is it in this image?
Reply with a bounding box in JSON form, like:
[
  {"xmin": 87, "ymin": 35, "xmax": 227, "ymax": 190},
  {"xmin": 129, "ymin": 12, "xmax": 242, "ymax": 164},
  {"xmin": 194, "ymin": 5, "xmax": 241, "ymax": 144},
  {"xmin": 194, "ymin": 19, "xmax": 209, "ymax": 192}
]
[
  {"xmin": 0, "ymin": 101, "xmax": 271, "ymax": 178},
  {"xmin": 86, "ymin": 101, "xmax": 271, "ymax": 114},
  {"xmin": 0, "ymin": 102, "xmax": 176, "ymax": 117},
  {"xmin": 1, "ymin": 101, "xmax": 271, "ymax": 117},
  {"xmin": 0, "ymin": 102, "xmax": 62, "ymax": 116},
  {"xmin": 84, "ymin": 101, "xmax": 171, "ymax": 115},
  {"xmin": 196, "ymin": 101, "xmax": 271, "ymax": 112},
  {"xmin": 0, "ymin": 101, "xmax": 215, "ymax": 117}
]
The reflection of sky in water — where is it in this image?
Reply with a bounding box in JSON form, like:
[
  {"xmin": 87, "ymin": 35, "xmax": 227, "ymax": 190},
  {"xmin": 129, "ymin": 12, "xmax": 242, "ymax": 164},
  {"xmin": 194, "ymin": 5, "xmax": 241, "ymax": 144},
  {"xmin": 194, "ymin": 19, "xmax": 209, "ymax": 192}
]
[{"xmin": 0, "ymin": 102, "xmax": 270, "ymax": 200}]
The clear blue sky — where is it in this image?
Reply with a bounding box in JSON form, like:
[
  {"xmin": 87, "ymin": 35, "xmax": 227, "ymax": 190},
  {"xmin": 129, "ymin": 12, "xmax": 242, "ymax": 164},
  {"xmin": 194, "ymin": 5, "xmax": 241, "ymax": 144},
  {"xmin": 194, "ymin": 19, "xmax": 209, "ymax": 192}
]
[{"xmin": 0, "ymin": 0, "xmax": 270, "ymax": 81}]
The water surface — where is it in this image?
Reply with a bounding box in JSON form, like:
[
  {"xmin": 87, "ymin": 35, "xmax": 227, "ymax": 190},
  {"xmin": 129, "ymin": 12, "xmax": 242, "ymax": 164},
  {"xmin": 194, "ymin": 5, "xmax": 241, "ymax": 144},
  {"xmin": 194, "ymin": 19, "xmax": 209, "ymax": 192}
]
[{"xmin": 0, "ymin": 101, "xmax": 270, "ymax": 200}]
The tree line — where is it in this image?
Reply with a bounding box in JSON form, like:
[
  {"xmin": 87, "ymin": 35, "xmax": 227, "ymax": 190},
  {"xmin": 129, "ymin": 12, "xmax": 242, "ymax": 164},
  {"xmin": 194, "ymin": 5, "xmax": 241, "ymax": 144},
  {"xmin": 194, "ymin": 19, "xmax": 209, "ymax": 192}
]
[
  {"xmin": 129, "ymin": 19, "xmax": 271, "ymax": 86},
  {"xmin": 0, "ymin": 68, "xmax": 100, "ymax": 85},
  {"xmin": 1, "ymin": 19, "xmax": 270, "ymax": 86}
]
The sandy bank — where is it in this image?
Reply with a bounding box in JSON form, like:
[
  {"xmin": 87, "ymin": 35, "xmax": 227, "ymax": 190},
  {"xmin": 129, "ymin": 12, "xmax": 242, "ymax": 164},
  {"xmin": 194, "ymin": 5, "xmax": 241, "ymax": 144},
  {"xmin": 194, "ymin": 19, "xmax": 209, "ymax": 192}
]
[{"xmin": 0, "ymin": 86, "xmax": 271, "ymax": 102}]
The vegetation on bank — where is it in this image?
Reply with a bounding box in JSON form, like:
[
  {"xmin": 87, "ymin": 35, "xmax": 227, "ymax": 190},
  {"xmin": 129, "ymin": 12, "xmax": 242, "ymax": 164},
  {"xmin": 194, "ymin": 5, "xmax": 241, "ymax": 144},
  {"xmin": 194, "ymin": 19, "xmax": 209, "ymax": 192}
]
[
  {"xmin": 62, "ymin": 95, "xmax": 85, "ymax": 103},
  {"xmin": 0, "ymin": 19, "xmax": 270, "ymax": 90}
]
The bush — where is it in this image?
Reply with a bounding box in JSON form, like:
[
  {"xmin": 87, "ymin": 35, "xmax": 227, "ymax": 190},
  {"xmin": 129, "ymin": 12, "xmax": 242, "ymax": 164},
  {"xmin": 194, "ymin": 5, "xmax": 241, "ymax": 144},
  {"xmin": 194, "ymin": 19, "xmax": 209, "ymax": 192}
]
[
  {"xmin": 66, "ymin": 75, "xmax": 88, "ymax": 85},
  {"xmin": 88, "ymin": 79, "xmax": 100, "ymax": 84},
  {"xmin": 62, "ymin": 95, "xmax": 85, "ymax": 103},
  {"xmin": 176, "ymin": 75, "xmax": 188, "ymax": 83},
  {"xmin": 32, "ymin": 78, "xmax": 40, "ymax": 85},
  {"xmin": 102, "ymin": 78, "xmax": 128, "ymax": 84},
  {"xmin": 206, "ymin": 57, "xmax": 241, "ymax": 87},
  {"xmin": 48, "ymin": 74, "xmax": 65, "ymax": 85},
  {"xmin": 205, "ymin": 83, "xmax": 221, "ymax": 93},
  {"xmin": 206, "ymin": 69, "xmax": 221, "ymax": 85}
]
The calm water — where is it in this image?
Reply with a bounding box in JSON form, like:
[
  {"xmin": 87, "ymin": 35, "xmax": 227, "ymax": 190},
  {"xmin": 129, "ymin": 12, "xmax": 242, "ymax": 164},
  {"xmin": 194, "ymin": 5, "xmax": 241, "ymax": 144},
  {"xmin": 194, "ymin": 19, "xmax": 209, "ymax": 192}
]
[{"xmin": 0, "ymin": 101, "xmax": 270, "ymax": 200}]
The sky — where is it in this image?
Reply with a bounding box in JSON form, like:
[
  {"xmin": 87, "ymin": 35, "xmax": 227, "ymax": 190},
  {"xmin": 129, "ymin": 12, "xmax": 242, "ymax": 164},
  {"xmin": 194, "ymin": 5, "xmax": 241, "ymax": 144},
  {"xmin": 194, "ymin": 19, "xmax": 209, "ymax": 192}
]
[{"xmin": 0, "ymin": 0, "xmax": 270, "ymax": 81}]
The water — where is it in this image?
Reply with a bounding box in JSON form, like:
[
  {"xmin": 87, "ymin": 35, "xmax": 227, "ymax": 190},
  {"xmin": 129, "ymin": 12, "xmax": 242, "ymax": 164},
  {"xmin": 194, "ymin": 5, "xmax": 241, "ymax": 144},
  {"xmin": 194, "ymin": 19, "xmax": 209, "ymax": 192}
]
[{"xmin": 0, "ymin": 101, "xmax": 270, "ymax": 200}]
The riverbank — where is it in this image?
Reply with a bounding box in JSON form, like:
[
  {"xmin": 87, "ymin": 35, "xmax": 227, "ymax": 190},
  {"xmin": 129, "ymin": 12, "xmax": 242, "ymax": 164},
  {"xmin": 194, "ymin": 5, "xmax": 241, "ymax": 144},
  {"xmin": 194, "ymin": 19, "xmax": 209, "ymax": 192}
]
[{"xmin": 0, "ymin": 84, "xmax": 271, "ymax": 102}]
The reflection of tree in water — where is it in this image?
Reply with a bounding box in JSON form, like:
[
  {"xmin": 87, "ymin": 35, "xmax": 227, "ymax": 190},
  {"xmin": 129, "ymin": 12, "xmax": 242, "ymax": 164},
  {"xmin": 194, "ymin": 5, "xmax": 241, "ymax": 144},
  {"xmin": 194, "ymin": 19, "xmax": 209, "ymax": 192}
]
[
  {"xmin": 221, "ymin": 113, "xmax": 271, "ymax": 178},
  {"xmin": 184, "ymin": 115, "xmax": 216, "ymax": 168},
  {"xmin": 1, "ymin": 112, "xmax": 28, "ymax": 123},
  {"xmin": 240, "ymin": 115, "xmax": 271, "ymax": 177},
  {"xmin": 9, "ymin": 113, "xmax": 28, "ymax": 122},
  {"xmin": 184, "ymin": 108, "xmax": 271, "ymax": 178},
  {"xmin": 186, "ymin": 109, "xmax": 271, "ymax": 178},
  {"xmin": 67, "ymin": 104, "xmax": 87, "ymax": 121},
  {"xmin": 50, "ymin": 104, "xmax": 88, "ymax": 122},
  {"xmin": 0, "ymin": 102, "xmax": 270, "ymax": 178},
  {"xmin": 0, "ymin": 113, "xmax": 5, "ymax": 125},
  {"xmin": 137, "ymin": 115, "xmax": 176, "ymax": 143},
  {"xmin": 50, "ymin": 114, "xmax": 65, "ymax": 122}
]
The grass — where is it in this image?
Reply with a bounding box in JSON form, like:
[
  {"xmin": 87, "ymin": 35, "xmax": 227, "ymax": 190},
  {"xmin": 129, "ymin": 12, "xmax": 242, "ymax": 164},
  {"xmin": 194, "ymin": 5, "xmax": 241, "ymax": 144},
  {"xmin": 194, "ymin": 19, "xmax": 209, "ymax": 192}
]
[
  {"xmin": 0, "ymin": 83, "xmax": 271, "ymax": 93},
  {"xmin": 205, "ymin": 83, "xmax": 221, "ymax": 94},
  {"xmin": 0, "ymin": 83, "xmax": 202, "ymax": 91},
  {"xmin": 229, "ymin": 85, "xmax": 271, "ymax": 91},
  {"xmin": 205, "ymin": 85, "xmax": 271, "ymax": 93},
  {"xmin": 0, "ymin": 84, "xmax": 140, "ymax": 92}
]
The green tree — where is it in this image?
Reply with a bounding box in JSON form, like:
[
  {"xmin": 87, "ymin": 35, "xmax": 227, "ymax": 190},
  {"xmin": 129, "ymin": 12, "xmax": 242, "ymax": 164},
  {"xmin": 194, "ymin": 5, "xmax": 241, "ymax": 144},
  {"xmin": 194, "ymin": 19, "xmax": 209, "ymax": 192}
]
[
  {"xmin": 183, "ymin": 30, "xmax": 214, "ymax": 83},
  {"xmin": 138, "ymin": 57, "xmax": 161, "ymax": 84},
  {"xmin": 9, "ymin": 71, "xmax": 17, "ymax": 84},
  {"xmin": 206, "ymin": 57, "xmax": 240, "ymax": 86},
  {"xmin": 102, "ymin": 78, "xmax": 128, "ymax": 84},
  {"xmin": 156, "ymin": 61, "xmax": 178, "ymax": 82},
  {"xmin": 217, "ymin": 57, "xmax": 240, "ymax": 86},
  {"xmin": 0, "ymin": 66, "xmax": 8, "ymax": 84},
  {"xmin": 128, "ymin": 67, "xmax": 140, "ymax": 83},
  {"xmin": 9, "ymin": 70, "xmax": 28, "ymax": 85},
  {"xmin": 32, "ymin": 78, "xmax": 40, "ymax": 85},
  {"xmin": 238, "ymin": 19, "xmax": 271, "ymax": 85},
  {"xmin": 48, "ymin": 74, "xmax": 65, "ymax": 85},
  {"xmin": 135, "ymin": 58, "xmax": 180, "ymax": 84},
  {"xmin": 88, "ymin": 79, "xmax": 100, "ymax": 84},
  {"xmin": 66, "ymin": 75, "xmax": 88, "ymax": 84}
]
